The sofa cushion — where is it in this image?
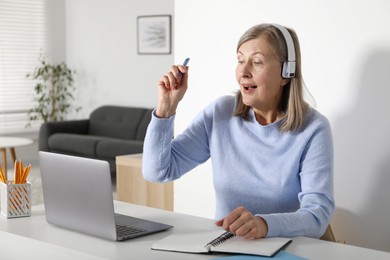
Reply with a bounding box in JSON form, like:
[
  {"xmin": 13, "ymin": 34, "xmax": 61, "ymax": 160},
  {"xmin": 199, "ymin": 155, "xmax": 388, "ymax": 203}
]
[
  {"xmin": 48, "ymin": 133, "xmax": 102, "ymax": 156},
  {"xmin": 88, "ymin": 106, "xmax": 151, "ymax": 140},
  {"xmin": 96, "ymin": 137, "xmax": 144, "ymax": 158}
]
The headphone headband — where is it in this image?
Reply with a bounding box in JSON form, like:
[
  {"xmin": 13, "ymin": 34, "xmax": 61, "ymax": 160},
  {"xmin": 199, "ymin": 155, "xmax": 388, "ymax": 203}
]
[{"xmin": 271, "ymin": 24, "xmax": 296, "ymax": 78}]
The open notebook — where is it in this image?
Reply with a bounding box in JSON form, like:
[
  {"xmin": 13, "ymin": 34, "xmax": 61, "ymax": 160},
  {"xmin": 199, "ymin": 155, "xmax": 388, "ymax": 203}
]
[{"xmin": 152, "ymin": 230, "xmax": 291, "ymax": 256}]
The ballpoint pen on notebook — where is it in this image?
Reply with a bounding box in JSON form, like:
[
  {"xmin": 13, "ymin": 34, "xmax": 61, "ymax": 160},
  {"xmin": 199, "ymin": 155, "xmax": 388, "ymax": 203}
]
[{"xmin": 205, "ymin": 230, "xmax": 235, "ymax": 250}]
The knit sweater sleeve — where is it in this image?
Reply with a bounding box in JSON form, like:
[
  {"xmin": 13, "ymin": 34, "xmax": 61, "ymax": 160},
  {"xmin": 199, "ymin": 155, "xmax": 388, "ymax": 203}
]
[{"xmin": 142, "ymin": 110, "xmax": 210, "ymax": 182}]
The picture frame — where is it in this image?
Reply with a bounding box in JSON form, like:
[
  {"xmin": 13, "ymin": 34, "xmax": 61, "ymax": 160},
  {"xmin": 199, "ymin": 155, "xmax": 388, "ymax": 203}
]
[{"xmin": 137, "ymin": 15, "xmax": 171, "ymax": 54}]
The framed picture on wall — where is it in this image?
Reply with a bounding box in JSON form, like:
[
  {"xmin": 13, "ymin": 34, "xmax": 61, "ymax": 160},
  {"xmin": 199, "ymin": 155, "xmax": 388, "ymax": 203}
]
[{"xmin": 137, "ymin": 15, "xmax": 171, "ymax": 54}]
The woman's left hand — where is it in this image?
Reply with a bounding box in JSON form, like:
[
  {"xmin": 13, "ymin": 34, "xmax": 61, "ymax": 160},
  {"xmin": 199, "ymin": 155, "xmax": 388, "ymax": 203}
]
[{"xmin": 215, "ymin": 206, "xmax": 268, "ymax": 239}]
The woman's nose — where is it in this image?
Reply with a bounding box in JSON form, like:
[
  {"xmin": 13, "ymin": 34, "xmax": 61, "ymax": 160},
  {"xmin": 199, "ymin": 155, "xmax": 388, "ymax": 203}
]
[{"xmin": 238, "ymin": 63, "xmax": 251, "ymax": 77}]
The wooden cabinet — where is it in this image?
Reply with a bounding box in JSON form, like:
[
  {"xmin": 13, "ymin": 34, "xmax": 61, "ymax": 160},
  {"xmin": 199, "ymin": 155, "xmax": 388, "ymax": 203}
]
[{"xmin": 116, "ymin": 154, "xmax": 173, "ymax": 211}]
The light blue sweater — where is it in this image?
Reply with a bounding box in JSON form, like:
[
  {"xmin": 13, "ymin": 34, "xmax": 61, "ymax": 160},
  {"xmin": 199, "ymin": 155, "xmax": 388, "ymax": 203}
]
[{"xmin": 142, "ymin": 95, "xmax": 334, "ymax": 238}]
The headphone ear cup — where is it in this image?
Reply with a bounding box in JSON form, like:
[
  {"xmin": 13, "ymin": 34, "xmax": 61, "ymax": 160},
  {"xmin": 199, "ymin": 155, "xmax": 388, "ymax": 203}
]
[
  {"xmin": 281, "ymin": 61, "xmax": 296, "ymax": 79},
  {"xmin": 281, "ymin": 62, "xmax": 288, "ymax": 78}
]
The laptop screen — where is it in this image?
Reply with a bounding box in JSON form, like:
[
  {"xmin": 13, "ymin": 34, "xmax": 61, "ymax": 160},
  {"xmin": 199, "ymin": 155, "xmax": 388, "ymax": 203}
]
[{"xmin": 39, "ymin": 151, "xmax": 117, "ymax": 240}]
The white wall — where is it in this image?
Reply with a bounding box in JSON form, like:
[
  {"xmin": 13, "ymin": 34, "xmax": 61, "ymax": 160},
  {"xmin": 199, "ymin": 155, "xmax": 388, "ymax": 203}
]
[
  {"xmin": 46, "ymin": 0, "xmax": 66, "ymax": 64},
  {"xmin": 65, "ymin": 0, "xmax": 174, "ymax": 117},
  {"xmin": 175, "ymin": 0, "xmax": 390, "ymax": 252}
]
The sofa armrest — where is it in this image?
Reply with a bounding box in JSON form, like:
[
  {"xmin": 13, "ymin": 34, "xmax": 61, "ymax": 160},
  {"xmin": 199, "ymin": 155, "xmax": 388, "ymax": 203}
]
[{"xmin": 39, "ymin": 120, "xmax": 89, "ymax": 151}]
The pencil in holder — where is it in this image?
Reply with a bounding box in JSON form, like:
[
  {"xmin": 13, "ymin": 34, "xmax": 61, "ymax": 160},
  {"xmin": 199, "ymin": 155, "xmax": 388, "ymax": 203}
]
[{"xmin": 0, "ymin": 181, "xmax": 31, "ymax": 218}]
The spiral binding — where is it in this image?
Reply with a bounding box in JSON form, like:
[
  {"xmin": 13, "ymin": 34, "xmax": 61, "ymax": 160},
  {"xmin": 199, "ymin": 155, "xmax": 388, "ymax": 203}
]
[{"xmin": 205, "ymin": 231, "xmax": 235, "ymax": 249}]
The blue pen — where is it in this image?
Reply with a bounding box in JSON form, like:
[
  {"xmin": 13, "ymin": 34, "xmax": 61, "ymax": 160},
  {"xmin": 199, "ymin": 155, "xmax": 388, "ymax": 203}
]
[{"xmin": 178, "ymin": 58, "xmax": 190, "ymax": 76}]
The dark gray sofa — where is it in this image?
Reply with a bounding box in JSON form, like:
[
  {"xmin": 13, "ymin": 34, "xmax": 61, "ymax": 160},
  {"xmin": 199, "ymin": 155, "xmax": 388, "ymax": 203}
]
[{"xmin": 39, "ymin": 106, "xmax": 153, "ymax": 182}]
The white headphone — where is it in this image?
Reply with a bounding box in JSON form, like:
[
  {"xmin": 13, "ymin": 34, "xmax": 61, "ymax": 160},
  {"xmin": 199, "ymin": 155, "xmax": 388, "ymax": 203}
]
[{"xmin": 271, "ymin": 24, "xmax": 296, "ymax": 79}]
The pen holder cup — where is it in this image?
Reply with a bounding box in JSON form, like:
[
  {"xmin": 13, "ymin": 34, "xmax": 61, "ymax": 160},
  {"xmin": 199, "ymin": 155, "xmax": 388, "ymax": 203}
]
[{"xmin": 1, "ymin": 181, "xmax": 31, "ymax": 218}]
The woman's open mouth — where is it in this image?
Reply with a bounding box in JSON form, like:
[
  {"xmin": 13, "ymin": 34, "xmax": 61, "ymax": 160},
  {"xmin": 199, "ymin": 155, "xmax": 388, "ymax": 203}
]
[{"xmin": 243, "ymin": 85, "xmax": 257, "ymax": 90}]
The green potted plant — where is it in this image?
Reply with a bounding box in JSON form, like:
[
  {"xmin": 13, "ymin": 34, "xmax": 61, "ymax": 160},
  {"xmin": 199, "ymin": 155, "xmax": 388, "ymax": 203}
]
[{"xmin": 26, "ymin": 57, "xmax": 80, "ymax": 127}]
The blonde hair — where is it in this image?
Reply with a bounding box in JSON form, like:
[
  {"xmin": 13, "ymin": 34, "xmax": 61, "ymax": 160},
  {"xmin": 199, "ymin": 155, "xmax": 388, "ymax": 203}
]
[{"xmin": 234, "ymin": 24, "xmax": 310, "ymax": 132}]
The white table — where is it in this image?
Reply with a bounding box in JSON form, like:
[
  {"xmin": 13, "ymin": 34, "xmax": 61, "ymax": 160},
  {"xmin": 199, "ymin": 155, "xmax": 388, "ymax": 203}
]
[
  {"xmin": 0, "ymin": 201, "xmax": 389, "ymax": 259},
  {"xmin": 0, "ymin": 137, "xmax": 33, "ymax": 180},
  {"xmin": 0, "ymin": 231, "xmax": 106, "ymax": 260}
]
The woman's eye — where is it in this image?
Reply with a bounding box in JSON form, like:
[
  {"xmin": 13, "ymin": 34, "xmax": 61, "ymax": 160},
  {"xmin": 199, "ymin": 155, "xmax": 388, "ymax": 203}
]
[
  {"xmin": 238, "ymin": 60, "xmax": 244, "ymax": 64},
  {"xmin": 254, "ymin": 61, "xmax": 263, "ymax": 65}
]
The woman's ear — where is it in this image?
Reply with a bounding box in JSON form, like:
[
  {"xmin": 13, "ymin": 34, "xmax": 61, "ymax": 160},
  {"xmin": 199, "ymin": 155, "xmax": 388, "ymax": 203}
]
[{"xmin": 281, "ymin": 78, "xmax": 290, "ymax": 87}]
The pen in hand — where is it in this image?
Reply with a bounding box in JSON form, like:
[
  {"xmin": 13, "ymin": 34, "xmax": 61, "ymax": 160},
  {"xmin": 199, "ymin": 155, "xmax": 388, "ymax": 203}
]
[{"xmin": 178, "ymin": 57, "xmax": 190, "ymax": 76}]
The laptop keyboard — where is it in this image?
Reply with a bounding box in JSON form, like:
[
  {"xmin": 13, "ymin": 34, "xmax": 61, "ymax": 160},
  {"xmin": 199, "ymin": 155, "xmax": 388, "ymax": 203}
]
[{"xmin": 116, "ymin": 224, "xmax": 147, "ymax": 237}]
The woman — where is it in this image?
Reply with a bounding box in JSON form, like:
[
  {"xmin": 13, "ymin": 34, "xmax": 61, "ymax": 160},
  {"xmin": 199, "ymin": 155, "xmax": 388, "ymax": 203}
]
[{"xmin": 142, "ymin": 23, "xmax": 334, "ymax": 239}]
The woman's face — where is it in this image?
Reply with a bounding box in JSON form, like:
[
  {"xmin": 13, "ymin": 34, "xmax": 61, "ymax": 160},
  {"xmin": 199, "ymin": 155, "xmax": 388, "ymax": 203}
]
[{"xmin": 236, "ymin": 36, "xmax": 289, "ymax": 113}]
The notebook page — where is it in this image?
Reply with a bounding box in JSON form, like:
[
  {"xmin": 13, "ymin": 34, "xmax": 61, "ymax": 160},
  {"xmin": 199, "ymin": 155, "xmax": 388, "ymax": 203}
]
[
  {"xmin": 213, "ymin": 236, "xmax": 292, "ymax": 256},
  {"xmin": 152, "ymin": 230, "xmax": 227, "ymax": 253}
]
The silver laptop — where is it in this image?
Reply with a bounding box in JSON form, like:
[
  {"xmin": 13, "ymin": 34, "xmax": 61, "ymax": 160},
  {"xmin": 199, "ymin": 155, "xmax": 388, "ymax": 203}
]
[{"xmin": 39, "ymin": 151, "xmax": 173, "ymax": 241}]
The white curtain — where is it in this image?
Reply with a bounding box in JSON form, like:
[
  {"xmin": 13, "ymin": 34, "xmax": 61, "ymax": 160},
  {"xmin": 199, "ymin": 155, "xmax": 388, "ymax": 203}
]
[{"xmin": 0, "ymin": 0, "xmax": 46, "ymax": 134}]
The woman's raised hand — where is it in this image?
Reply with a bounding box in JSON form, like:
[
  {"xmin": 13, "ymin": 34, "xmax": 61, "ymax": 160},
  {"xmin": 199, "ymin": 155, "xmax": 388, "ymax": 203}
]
[{"xmin": 156, "ymin": 63, "xmax": 189, "ymax": 118}]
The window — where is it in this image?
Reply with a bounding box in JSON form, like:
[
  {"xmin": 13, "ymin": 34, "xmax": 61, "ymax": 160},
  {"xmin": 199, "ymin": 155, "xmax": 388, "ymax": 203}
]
[{"xmin": 0, "ymin": 0, "xmax": 46, "ymax": 134}]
